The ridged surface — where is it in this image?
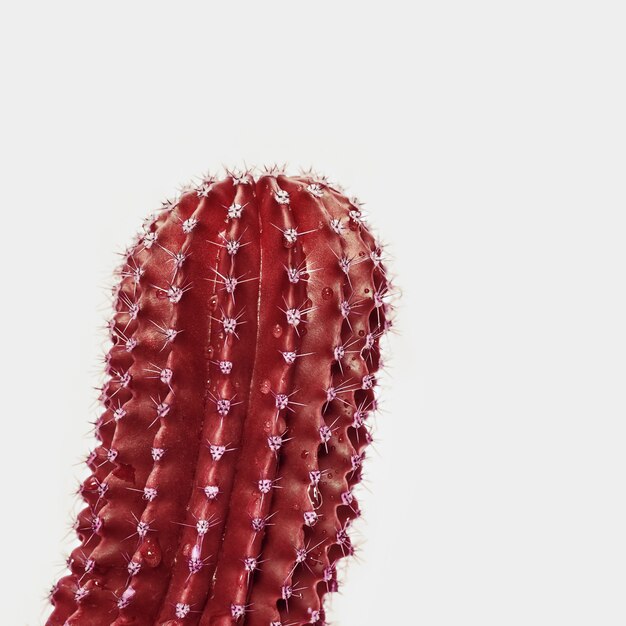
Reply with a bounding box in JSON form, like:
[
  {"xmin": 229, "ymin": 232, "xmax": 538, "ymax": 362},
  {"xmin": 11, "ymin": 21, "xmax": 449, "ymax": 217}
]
[{"xmin": 48, "ymin": 169, "xmax": 392, "ymax": 626}]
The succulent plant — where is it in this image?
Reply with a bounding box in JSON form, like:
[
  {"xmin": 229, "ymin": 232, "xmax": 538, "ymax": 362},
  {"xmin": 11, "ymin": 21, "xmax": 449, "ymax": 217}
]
[{"xmin": 47, "ymin": 167, "xmax": 393, "ymax": 626}]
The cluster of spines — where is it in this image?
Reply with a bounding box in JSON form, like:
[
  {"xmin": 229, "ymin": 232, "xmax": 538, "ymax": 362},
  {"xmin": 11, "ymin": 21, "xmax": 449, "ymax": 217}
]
[{"xmin": 47, "ymin": 166, "xmax": 393, "ymax": 626}]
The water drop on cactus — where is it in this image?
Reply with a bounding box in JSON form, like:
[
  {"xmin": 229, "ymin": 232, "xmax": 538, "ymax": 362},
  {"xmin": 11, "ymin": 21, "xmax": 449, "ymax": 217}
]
[{"xmin": 140, "ymin": 538, "xmax": 162, "ymax": 568}]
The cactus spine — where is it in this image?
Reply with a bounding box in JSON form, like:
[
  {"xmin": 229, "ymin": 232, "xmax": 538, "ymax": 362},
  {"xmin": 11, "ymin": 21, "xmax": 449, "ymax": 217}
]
[{"xmin": 47, "ymin": 167, "xmax": 392, "ymax": 626}]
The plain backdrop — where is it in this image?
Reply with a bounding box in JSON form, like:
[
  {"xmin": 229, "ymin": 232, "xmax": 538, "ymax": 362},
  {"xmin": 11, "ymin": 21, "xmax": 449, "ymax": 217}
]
[{"xmin": 1, "ymin": 1, "xmax": 625, "ymax": 625}]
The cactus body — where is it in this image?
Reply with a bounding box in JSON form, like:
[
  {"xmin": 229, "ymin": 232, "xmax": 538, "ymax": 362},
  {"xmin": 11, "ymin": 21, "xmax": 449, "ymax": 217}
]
[{"xmin": 48, "ymin": 168, "xmax": 392, "ymax": 626}]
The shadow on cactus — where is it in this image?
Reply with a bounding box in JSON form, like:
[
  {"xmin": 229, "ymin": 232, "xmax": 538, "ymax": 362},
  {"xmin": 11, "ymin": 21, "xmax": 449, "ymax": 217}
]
[{"xmin": 47, "ymin": 166, "xmax": 394, "ymax": 626}]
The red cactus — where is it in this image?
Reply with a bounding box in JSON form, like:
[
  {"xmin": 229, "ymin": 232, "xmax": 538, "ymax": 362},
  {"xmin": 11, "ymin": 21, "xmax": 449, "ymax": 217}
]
[{"xmin": 47, "ymin": 167, "xmax": 393, "ymax": 626}]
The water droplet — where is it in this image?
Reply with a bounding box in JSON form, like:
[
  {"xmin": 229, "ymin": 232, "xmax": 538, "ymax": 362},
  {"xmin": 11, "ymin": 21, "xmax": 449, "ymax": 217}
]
[
  {"xmin": 327, "ymin": 472, "xmax": 333, "ymax": 479},
  {"xmin": 206, "ymin": 345, "xmax": 214, "ymax": 359},
  {"xmin": 322, "ymin": 287, "xmax": 333, "ymax": 301},
  {"xmin": 359, "ymin": 251, "xmax": 365, "ymax": 257},
  {"xmin": 364, "ymin": 288, "xmax": 370, "ymax": 294},
  {"xmin": 84, "ymin": 475, "xmax": 99, "ymax": 490},
  {"xmin": 301, "ymin": 450, "xmax": 309, "ymax": 459},
  {"xmin": 209, "ymin": 295, "xmax": 218, "ymax": 310},
  {"xmin": 272, "ymin": 324, "xmax": 283, "ymax": 338},
  {"xmin": 156, "ymin": 290, "xmax": 167, "ymax": 300},
  {"xmin": 140, "ymin": 537, "xmax": 162, "ymax": 568},
  {"xmin": 308, "ymin": 484, "xmax": 322, "ymax": 509},
  {"xmin": 358, "ymin": 329, "xmax": 365, "ymax": 337},
  {"xmin": 259, "ymin": 379, "xmax": 271, "ymax": 394}
]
